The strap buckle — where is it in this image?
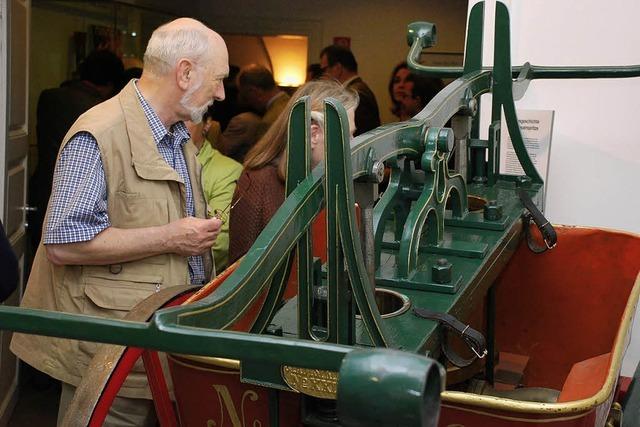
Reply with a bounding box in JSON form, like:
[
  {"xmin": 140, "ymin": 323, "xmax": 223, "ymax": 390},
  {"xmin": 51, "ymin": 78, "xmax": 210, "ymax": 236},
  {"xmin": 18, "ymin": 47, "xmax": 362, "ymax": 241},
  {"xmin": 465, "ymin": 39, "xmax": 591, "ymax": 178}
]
[
  {"xmin": 471, "ymin": 346, "xmax": 488, "ymax": 359},
  {"xmin": 538, "ymin": 221, "xmax": 557, "ymax": 249},
  {"xmin": 518, "ymin": 188, "xmax": 558, "ymax": 254},
  {"xmin": 462, "ymin": 324, "xmax": 487, "ymax": 359}
]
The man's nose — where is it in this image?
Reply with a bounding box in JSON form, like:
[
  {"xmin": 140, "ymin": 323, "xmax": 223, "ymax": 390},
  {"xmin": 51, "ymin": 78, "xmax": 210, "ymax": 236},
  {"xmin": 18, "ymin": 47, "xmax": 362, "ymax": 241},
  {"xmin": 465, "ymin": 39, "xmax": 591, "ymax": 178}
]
[{"xmin": 214, "ymin": 85, "xmax": 225, "ymax": 102}]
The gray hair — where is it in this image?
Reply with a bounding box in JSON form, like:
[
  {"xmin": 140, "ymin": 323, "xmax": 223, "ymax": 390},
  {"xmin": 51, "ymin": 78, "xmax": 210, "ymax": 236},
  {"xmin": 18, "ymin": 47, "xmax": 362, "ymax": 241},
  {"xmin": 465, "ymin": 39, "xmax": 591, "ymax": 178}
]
[{"xmin": 143, "ymin": 24, "xmax": 211, "ymax": 76}]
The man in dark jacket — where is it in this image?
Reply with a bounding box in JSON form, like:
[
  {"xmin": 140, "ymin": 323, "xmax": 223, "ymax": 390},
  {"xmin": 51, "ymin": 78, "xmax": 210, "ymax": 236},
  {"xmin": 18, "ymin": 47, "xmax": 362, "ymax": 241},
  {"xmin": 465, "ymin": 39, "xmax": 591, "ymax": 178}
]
[
  {"xmin": 28, "ymin": 50, "xmax": 124, "ymax": 254},
  {"xmin": 0, "ymin": 220, "xmax": 18, "ymax": 302},
  {"xmin": 320, "ymin": 44, "xmax": 380, "ymax": 136}
]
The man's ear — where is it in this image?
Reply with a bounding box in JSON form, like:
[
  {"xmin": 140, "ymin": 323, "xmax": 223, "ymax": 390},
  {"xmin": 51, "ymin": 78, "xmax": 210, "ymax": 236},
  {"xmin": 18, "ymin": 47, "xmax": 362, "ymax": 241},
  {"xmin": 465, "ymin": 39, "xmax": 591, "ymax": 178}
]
[{"xmin": 176, "ymin": 58, "xmax": 194, "ymax": 90}]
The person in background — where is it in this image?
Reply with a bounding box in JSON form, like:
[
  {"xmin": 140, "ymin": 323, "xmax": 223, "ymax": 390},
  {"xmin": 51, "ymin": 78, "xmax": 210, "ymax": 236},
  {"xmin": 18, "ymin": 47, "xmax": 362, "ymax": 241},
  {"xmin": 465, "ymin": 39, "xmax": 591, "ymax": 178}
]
[
  {"xmin": 28, "ymin": 50, "xmax": 124, "ymax": 255},
  {"xmin": 209, "ymin": 64, "xmax": 241, "ymax": 132},
  {"xmin": 402, "ymin": 73, "xmax": 444, "ymax": 118},
  {"xmin": 122, "ymin": 66, "xmax": 143, "ymax": 83},
  {"xmin": 12, "ymin": 18, "xmax": 227, "ymax": 426},
  {"xmin": 389, "ymin": 61, "xmax": 412, "ymax": 121},
  {"xmin": 228, "ymin": 80, "xmax": 358, "ymax": 263},
  {"xmin": 217, "ymin": 64, "xmax": 289, "ymax": 162},
  {"xmin": 388, "ymin": 61, "xmax": 444, "ymax": 121},
  {"xmin": 186, "ymin": 111, "xmax": 242, "ymax": 273},
  {"xmin": 320, "ymin": 44, "xmax": 380, "ymax": 135},
  {"xmin": 0, "ymin": 220, "xmax": 18, "ymax": 303},
  {"xmin": 215, "ymin": 110, "xmax": 262, "ymax": 163},
  {"xmin": 122, "ymin": 56, "xmax": 144, "ymax": 84},
  {"xmin": 306, "ymin": 63, "xmax": 323, "ymax": 82}
]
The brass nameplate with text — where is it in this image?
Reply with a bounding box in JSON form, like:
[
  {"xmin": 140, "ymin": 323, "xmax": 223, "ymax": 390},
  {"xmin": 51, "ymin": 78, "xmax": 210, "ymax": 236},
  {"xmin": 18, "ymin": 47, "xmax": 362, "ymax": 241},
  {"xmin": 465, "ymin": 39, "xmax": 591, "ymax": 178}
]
[{"xmin": 282, "ymin": 366, "xmax": 338, "ymax": 399}]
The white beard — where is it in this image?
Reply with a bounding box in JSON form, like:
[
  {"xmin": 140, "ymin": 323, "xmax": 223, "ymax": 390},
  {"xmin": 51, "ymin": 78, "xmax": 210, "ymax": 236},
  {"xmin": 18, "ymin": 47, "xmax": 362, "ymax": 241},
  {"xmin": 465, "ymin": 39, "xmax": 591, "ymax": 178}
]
[
  {"xmin": 187, "ymin": 102, "xmax": 211, "ymax": 124},
  {"xmin": 180, "ymin": 79, "xmax": 213, "ymax": 124}
]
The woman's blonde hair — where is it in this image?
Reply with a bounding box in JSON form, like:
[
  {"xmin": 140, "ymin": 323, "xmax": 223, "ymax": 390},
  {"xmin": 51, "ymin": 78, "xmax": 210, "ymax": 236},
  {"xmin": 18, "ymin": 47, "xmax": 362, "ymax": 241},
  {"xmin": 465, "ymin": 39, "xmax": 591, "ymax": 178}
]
[{"xmin": 243, "ymin": 80, "xmax": 359, "ymax": 178}]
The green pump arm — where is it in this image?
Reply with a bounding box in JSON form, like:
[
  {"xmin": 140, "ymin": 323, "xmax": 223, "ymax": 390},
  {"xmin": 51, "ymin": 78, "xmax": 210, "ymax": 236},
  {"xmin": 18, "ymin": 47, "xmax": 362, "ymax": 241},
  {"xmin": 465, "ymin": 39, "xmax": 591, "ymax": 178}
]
[{"xmin": 407, "ymin": 3, "xmax": 640, "ymax": 80}]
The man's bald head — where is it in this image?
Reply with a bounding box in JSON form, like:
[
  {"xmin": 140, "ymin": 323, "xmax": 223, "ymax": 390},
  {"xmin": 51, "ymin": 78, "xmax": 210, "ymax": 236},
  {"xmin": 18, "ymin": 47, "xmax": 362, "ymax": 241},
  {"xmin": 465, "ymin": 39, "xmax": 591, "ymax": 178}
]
[
  {"xmin": 137, "ymin": 18, "xmax": 228, "ymax": 126},
  {"xmin": 143, "ymin": 18, "xmax": 226, "ymax": 77}
]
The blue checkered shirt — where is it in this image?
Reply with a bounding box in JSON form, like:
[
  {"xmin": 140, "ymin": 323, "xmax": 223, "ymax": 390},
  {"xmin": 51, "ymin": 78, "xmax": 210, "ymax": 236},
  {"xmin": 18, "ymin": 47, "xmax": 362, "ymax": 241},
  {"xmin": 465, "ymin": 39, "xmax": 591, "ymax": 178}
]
[{"xmin": 44, "ymin": 81, "xmax": 206, "ymax": 284}]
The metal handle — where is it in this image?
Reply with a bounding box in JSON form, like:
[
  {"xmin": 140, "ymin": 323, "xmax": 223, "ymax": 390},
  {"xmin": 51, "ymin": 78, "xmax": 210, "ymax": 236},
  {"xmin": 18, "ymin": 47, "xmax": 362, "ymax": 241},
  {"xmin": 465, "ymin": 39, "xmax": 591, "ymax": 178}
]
[
  {"xmin": 20, "ymin": 205, "xmax": 37, "ymax": 229},
  {"xmin": 406, "ymin": 21, "xmax": 640, "ymax": 80}
]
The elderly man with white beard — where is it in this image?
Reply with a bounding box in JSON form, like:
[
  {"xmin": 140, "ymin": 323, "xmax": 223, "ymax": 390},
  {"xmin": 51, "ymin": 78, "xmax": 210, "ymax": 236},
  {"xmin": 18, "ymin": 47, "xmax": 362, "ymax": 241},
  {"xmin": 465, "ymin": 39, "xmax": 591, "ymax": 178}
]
[{"xmin": 11, "ymin": 18, "xmax": 228, "ymax": 426}]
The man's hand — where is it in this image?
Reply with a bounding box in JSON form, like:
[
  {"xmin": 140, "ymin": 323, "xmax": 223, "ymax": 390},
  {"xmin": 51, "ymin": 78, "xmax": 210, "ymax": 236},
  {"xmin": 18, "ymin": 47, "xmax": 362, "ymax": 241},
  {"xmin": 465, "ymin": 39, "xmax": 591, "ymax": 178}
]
[
  {"xmin": 164, "ymin": 217, "xmax": 222, "ymax": 256},
  {"xmin": 46, "ymin": 217, "xmax": 222, "ymax": 266}
]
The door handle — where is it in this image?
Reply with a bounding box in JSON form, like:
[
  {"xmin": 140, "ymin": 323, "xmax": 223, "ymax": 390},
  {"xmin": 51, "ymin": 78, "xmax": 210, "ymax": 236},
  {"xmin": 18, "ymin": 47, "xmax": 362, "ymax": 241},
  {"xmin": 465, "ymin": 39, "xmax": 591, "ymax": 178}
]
[{"xmin": 21, "ymin": 205, "xmax": 37, "ymax": 229}]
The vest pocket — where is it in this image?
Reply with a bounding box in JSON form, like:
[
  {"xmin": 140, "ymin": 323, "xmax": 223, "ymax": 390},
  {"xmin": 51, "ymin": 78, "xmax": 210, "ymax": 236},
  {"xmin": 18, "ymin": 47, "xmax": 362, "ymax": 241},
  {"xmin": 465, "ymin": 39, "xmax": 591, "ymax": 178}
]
[
  {"xmin": 82, "ymin": 273, "xmax": 164, "ymax": 316},
  {"xmin": 78, "ymin": 272, "xmax": 164, "ymax": 369}
]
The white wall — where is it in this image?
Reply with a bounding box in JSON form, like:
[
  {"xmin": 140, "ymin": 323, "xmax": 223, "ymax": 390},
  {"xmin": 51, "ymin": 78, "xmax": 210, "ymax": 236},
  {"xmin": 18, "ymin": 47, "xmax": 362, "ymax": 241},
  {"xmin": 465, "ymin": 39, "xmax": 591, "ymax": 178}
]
[
  {"xmin": 195, "ymin": 0, "xmax": 468, "ymax": 124},
  {"xmin": 470, "ymin": 0, "xmax": 640, "ymax": 376}
]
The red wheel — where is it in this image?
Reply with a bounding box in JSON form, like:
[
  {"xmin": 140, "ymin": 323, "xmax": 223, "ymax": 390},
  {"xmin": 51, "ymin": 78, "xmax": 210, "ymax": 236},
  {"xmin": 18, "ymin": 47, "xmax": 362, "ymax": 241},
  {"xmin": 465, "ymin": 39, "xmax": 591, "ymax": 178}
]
[
  {"xmin": 62, "ymin": 286, "xmax": 194, "ymax": 427},
  {"xmin": 63, "ymin": 262, "xmax": 243, "ymax": 427}
]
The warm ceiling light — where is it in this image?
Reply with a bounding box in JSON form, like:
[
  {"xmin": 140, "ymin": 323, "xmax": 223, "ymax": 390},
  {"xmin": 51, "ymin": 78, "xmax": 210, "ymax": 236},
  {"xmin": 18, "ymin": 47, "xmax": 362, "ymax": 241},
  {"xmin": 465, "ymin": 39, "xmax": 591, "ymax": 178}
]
[{"xmin": 262, "ymin": 35, "xmax": 308, "ymax": 87}]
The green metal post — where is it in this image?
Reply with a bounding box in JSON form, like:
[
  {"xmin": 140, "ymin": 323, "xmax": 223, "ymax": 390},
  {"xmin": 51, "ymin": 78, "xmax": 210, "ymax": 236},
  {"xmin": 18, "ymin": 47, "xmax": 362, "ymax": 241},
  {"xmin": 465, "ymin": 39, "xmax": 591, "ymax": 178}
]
[
  {"xmin": 250, "ymin": 99, "xmax": 311, "ymax": 333},
  {"xmin": 491, "ymin": 3, "xmax": 542, "ymax": 184},
  {"xmin": 324, "ymin": 99, "xmax": 390, "ymax": 347},
  {"xmin": 325, "ymin": 101, "xmax": 355, "ymax": 345}
]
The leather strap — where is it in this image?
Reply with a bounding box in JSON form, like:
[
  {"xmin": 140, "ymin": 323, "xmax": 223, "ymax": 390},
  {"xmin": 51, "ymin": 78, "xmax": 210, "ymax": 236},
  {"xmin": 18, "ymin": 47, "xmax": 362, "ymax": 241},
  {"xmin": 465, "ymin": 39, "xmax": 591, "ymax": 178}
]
[
  {"xmin": 413, "ymin": 307, "xmax": 487, "ymax": 368},
  {"xmin": 517, "ymin": 188, "xmax": 557, "ymax": 253}
]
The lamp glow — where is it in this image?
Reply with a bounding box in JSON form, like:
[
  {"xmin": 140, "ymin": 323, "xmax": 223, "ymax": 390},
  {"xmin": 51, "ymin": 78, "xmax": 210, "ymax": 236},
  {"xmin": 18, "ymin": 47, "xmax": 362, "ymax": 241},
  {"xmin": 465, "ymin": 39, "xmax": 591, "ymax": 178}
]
[{"xmin": 263, "ymin": 35, "xmax": 308, "ymax": 87}]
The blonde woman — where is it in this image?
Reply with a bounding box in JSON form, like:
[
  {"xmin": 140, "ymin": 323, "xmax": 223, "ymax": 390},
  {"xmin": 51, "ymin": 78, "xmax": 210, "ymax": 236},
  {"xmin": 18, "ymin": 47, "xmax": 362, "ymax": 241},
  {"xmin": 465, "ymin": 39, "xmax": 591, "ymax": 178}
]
[{"xmin": 228, "ymin": 80, "xmax": 358, "ymax": 263}]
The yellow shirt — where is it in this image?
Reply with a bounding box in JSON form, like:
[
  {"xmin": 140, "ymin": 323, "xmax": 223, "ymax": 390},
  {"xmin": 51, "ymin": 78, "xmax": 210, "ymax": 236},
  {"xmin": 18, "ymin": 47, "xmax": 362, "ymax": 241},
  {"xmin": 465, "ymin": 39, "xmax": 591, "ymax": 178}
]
[{"xmin": 197, "ymin": 140, "xmax": 243, "ymax": 273}]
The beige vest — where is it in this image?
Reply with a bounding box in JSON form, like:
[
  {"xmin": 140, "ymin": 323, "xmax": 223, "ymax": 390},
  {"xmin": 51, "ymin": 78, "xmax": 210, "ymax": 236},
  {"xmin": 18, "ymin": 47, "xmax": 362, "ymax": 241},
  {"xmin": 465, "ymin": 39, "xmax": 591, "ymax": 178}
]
[{"xmin": 11, "ymin": 81, "xmax": 212, "ymax": 398}]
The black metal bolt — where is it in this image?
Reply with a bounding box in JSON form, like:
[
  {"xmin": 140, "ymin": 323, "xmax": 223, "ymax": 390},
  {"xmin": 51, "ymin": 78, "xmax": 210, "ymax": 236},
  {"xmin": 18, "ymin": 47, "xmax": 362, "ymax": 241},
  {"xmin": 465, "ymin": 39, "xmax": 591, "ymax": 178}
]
[
  {"xmin": 515, "ymin": 175, "xmax": 532, "ymax": 188},
  {"xmin": 432, "ymin": 258, "xmax": 452, "ymax": 284},
  {"xmin": 484, "ymin": 200, "xmax": 503, "ymax": 221}
]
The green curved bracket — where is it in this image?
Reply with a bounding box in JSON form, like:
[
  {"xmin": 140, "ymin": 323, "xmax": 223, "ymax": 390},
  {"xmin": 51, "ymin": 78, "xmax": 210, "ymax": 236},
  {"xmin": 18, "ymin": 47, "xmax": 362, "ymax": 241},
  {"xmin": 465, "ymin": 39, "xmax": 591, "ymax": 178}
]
[
  {"xmin": 372, "ymin": 158, "xmax": 412, "ymax": 266},
  {"xmin": 287, "ymin": 99, "xmax": 315, "ymax": 341},
  {"xmin": 397, "ymin": 128, "xmax": 467, "ymax": 279},
  {"xmin": 491, "ymin": 2, "xmax": 542, "ymax": 184},
  {"xmin": 325, "ymin": 98, "xmax": 391, "ymax": 347},
  {"xmin": 250, "ymin": 98, "xmax": 312, "ymax": 333},
  {"xmin": 371, "ymin": 71, "xmax": 491, "ymax": 273}
]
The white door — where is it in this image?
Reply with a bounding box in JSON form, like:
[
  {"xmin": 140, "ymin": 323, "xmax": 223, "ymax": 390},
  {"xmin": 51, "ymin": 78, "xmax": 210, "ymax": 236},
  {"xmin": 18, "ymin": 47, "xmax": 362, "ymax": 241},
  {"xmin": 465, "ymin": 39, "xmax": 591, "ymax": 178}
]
[{"xmin": 0, "ymin": 0, "xmax": 30, "ymax": 423}]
